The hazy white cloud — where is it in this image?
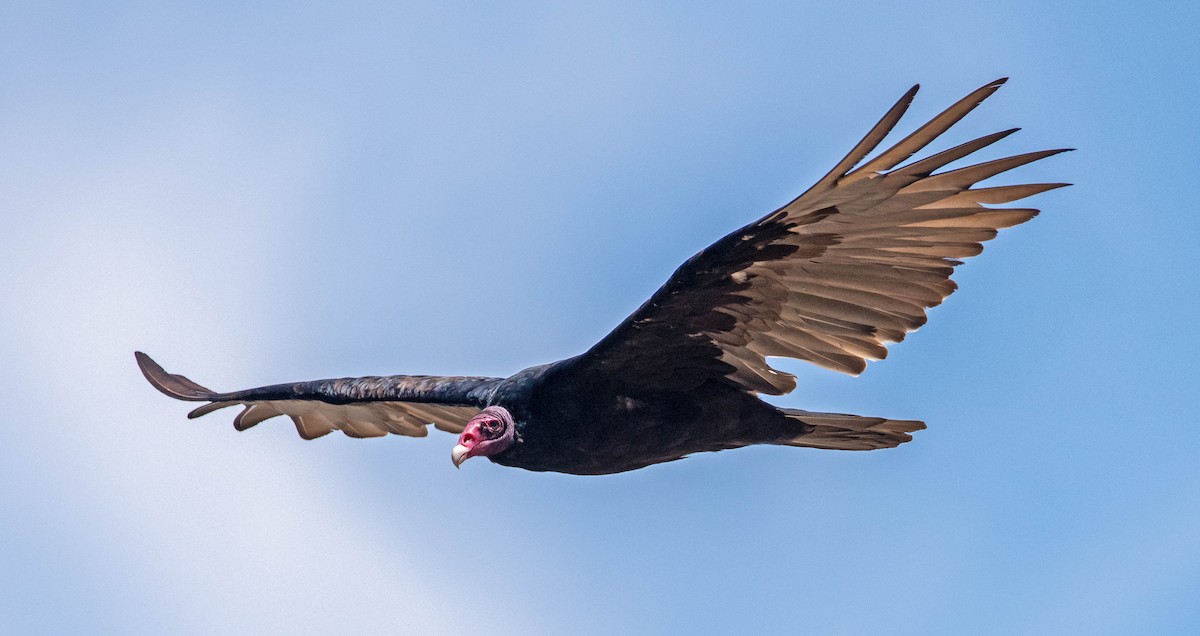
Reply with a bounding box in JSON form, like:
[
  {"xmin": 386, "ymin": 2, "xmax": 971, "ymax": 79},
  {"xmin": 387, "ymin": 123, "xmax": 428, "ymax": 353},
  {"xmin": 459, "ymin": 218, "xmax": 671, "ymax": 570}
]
[{"xmin": 0, "ymin": 100, "xmax": 519, "ymax": 635}]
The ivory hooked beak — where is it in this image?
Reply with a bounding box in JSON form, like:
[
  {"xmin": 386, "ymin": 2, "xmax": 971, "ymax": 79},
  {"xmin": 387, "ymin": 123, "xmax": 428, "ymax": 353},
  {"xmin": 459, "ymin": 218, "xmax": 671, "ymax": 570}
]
[{"xmin": 451, "ymin": 444, "xmax": 471, "ymax": 468}]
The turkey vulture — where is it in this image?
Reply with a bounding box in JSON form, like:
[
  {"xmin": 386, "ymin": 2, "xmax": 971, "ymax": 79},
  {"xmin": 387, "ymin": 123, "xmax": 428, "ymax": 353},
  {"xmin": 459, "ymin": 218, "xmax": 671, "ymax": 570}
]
[{"xmin": 138, "ymin": 78, "xmax": 1067, "ymax": 475}]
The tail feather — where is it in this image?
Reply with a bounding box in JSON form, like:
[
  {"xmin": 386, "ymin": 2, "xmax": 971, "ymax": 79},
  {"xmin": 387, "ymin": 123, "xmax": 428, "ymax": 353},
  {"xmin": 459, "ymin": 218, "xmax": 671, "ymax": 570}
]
[{"xmin": 780, "ymin": 408, "xmax": 925, "ymax": 451}]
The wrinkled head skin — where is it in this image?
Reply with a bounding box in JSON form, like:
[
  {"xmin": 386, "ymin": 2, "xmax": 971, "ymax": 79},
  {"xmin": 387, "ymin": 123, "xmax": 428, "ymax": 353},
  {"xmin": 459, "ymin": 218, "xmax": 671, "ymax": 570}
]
[{"xmin": 452, "ymin": 406, "xmax": 516, "ymax": 468}]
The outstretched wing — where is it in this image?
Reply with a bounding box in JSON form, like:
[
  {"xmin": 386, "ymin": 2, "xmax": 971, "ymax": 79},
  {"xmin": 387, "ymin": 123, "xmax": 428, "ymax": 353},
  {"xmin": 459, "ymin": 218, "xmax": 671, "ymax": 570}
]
[
  {"xmin": 136, "ymin": 352, "xmax": 502, "ymax": 439},
  {"xmin": 563, "ymin": 78, "xmax": 1068, "ymax": 395}
]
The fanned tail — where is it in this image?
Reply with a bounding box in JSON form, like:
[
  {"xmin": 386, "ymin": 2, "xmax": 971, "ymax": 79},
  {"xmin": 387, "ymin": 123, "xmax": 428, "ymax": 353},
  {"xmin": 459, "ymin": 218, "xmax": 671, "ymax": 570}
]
[{"xmin": 779, "ymin": 407, "xmax": 925, "ymax": 451}]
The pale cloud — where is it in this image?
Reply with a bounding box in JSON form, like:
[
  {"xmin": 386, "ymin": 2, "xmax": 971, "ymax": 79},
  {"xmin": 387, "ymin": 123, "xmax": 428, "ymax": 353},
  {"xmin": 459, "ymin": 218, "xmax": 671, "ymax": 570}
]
[{"xmin": 0, "ymin": 100, "xmax": 523, "ymax": 634}]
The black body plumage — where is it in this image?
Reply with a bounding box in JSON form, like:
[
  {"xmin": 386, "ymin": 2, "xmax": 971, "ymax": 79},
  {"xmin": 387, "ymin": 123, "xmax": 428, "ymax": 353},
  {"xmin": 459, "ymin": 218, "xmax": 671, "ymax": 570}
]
[{"xmin": 477, "ymin": 361, "xmax": 807, "ymax": 474}]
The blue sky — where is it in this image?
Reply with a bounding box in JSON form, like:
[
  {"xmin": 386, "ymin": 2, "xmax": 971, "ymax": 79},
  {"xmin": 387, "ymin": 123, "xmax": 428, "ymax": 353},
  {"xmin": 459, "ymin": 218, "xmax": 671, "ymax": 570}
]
[{"xmin": 1, "ymin": 2, "xmax": 1197, "ymax": 634}]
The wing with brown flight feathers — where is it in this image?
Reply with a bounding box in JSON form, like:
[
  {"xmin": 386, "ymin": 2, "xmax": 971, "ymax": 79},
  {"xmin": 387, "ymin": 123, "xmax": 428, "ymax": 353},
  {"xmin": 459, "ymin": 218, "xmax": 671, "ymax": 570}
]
[
  {"xmin": 136, "ymin": 352, "xmax": 500, "ymax": 440},
  {"xmin": 569, "ymin": 78, "xmax": 1068, "ymax": 395}
]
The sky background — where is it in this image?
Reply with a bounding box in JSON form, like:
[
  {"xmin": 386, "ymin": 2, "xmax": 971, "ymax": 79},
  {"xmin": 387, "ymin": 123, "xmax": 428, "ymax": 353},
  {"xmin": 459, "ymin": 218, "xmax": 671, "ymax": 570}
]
[{"xmin": 1, "ymin": 2, "xmax": 1197, "ymax": 634}]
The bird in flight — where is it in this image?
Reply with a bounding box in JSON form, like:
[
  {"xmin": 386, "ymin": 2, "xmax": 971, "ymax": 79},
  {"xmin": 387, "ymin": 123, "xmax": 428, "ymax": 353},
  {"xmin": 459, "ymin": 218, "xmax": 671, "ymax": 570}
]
[{"xmin": 138, "ymin": 78, "xmax": 1068, "ymax": 475}]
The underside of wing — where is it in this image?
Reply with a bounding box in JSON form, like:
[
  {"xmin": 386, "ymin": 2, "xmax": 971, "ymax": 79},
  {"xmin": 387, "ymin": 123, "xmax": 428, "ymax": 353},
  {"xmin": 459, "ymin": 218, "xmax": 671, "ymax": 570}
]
[
  {"xmin": 571, "ymin": 79, "xmax": 1069, "ymax": 396},
  {"xmin": 136, "ymin": 352, "xmax": 497, "ymax": 439},
  {"xmin": 188, "ymin": 399, "xmax": 482, "ymax": 439}
]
